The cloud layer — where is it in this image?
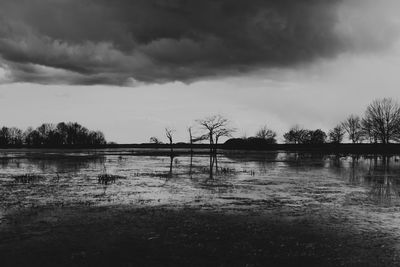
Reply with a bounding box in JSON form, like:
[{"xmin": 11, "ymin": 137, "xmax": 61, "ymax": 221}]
[{"xmin": 0, "ymin": 0, "xmax": 398, "ymax": 85}]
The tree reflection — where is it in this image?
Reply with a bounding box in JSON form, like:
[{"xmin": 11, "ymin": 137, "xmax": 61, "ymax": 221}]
[
  {"xmin": 0, "ymin": 154, "xmax": 106, "ymax": 173},
  {"xmin": 189, "ymin": 153, "xmax": 193, "ymax": 179},
  {"xmin": 365, "ymin": 156, "xmax": 400, "ymax": 205},
  {"xmin": 209, "ymin": 153, "xmax": 215, "ymax": 179},
  {"xmin": 169, "ymin": 155, "xmax": 173, "ymax": 178},
  {"xmin": 222, "ymin": 151, "xmax": 278, "ymax": 174},
  {"xmin": 345, "ymin": 155, "xmax": 400, "ymax": 205},
  {"xmin": 347, "ymin": 155, "xmax": 361, "ymax": 184}
]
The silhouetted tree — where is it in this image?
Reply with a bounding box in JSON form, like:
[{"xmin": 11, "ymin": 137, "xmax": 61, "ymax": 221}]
[
  {"xmin": 363, "ymin": 98, "xmax": 400, "ymax": 144},
  {"xmin": 87, "ymin": 131, "xmax": 106, "ymax": 145},
  {"xmin": 187, "ymin": 126, "xmax": 208, "ymax": 153},
  {"xmin": 255, "ymin": 125, "xmax": 277, "ymax": 143},
  {"xmin": 305, "ymin": 129, "xmax": 327, "ymax": 144},
  {"xmin": 361, "ymin": 118, "xmax": 379, "ymax": 143},
  {"xmin": 0, "ymin": 127, "xmax": 10, "ymax": 146},
  {"xmin": 149, "ymin": 136, "xmax": 162, "ymax": 144},
  {"xmin": 19, "ymin": 122, "xmax": 106, "ymax": 146},
  {"xmin": 56, "ymin": 122, "xmax": 69, "ymax": 144},
  {"xmin": 197, "ymin": 114, "xmax": 235, "ymax": 154},
  {"xmin": 165, "ymin": 127, "xmax": 175, "ymax": 155},
  {"xmin": 37, "ymin": 123, "xmax": 55, "ymax": 144},
  {"xmin": 8, "ymin": 127, "xmax": 23, "ymax": 145},
  {"xmin": 215, "ymin": 127, "xmax": 235, "ymax": 149},
  {"xmin": 22, "ymin": 127, "xmax": 32, "ymax": 146},
  {"xmin": 342, "ymin": 115, "xmax": 363, "ymax": 143},
  {"xmin": 329, "ymin": 125, "xmax": 345, "ymax": 144},
  {"xmin": 283, "ymin": 125, "xmax": 308, "ymax": 144},
  {"xmin": 24, "ymin": 128, "xmax": 42, "ymax": 146},
  {"xmin": 188, "ymin": 127, "xmax": 194, "ymax": 154}
]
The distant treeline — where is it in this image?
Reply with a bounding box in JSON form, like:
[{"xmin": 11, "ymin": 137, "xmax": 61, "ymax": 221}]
[
  {"xmin": 150, "ymin": 98, "xmax": 400, "ymax": 149},
  {"xmin": 100, "ymin": 143, "xmax": 400, "ymax": 155},
  {"xmin": 2, "ymin": 98, "xmax": 399, "ymax": 150},
  {"xmin": 0, "ymin": 122, "xmax": 106, "ymax": 147},
  {"xmin": 281, "ymin": 98, "xmax": 400, "ymax": 145}
]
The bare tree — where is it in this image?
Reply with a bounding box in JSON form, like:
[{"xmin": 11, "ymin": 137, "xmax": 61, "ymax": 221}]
[
  {"xmin": 363, "ymin": 98, "xmax": 400, "ymax": 144},
  {"xmin": 361, "ymin": 118, "xmax": 378, "ymax": 143},
  {"xmin": 342, "ymin": 115, "xmax": 363, "ymax": 143},
  {"xmin": 7, "ymin": 127, "xmax": 23, "ymax": 146},
  {"xmin": 165, "ymin": 127, "xmax": 175, "ymax": 155},
  {"xmin": 215, "ymin": 127, "xmax": 235, "ymax": 147},
  {"xmin": 149, "ymin": 136, "xmax": 161, "ymax": 144},
  {"xmin": 328, "ymin": 125, "xmax": 345, "ymax": 144},
  {"xmin": 255, "ymin": 125, "xmax": 277, "ymax": 140},
  {"xmin": 196, "ymin": 114, "xmax": 235, "ymax": 154},
  {"xmin": 187, "ymin": 126, "xmax": 208, "ymax": 153},
  {"xmin": 188, "ymin": 127, "xmax": 193, "ymax": 145},
  {"xmin": 188, "ymin": 126, "xmax": 194, "ymax": 154},
  {"xmin": 283, "ymin": 125, "xmax": 308, "ymax": 144}
]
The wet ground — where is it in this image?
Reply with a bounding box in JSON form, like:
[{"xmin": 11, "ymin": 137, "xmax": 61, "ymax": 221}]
[{"xmin": 1, "ymin": 149, "xmax": 400, "ymax": 266}]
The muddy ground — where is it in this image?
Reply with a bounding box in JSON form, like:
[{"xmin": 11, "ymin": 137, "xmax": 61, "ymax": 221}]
[
  {"xmin": 1, "ymin": 151, "xmax": 400, "ymax": 266},
  {"xmin": 0, "ymin": 204, "xmax": 399, "ymax": 267}
]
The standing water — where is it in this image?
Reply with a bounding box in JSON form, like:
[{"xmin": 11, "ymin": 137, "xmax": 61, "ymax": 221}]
[{"xmin": 1, "ymin": 149, "xmax": 400, "ymax": 266}]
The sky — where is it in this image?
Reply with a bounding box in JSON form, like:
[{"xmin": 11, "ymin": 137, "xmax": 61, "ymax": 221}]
[{"xmin": 0, "ymin": 0, "xmax": 400, "ymax": 143}]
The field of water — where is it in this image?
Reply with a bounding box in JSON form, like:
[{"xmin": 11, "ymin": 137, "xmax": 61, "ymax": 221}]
[
  {"xmin": 1, "ymin": 148, "xmax": 400, "ymax": 266},
  {"xmin": 1, "ymin": 149, "xmax": 400, "ymax": 210}
]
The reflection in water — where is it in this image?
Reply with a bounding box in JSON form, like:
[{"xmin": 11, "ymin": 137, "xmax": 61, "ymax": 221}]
[
  {"xmin": 0, "ymin": 154, "xmax": 106, "ymax": 174},
  {"xmin": 169, "ymin": 155, "xmax": 173, "ymax": 178},
  {"xmin": 189, "ymin": 153, "xmax": 193, "ymax": 179},
  {"xmin": 346, "ymin": 155, "xmax": 400, "ymax": 205},
  {"xmin": 3, "ymin": 149, "xmax": 400, "ymax": 211},
  {"xmin": 223, "ymin": 151, "xmax": 278, "ymax": 175},
  {"xmin": 286, "ymin": 152, "xmax": 325, "ymax": 168}
]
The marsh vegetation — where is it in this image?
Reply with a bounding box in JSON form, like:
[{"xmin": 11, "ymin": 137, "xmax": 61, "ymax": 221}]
[{"xmin": 0, "ymin": 149, "xmax": 400, "ymax": 266}]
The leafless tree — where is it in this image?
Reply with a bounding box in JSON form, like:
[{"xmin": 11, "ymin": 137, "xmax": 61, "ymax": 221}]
[
  {"xmin": 283, "ymin": 125, "xmax": 308, "ymax": 144},
  {"xmin": 196, "ymin": 114, "xmax": 235, "ymax": 154},
  {"xmin": 361, "ymin": 118, "xmax": 378, "ymax": 143},
  {"xmin": 187, "ymin": 126, "xmax": 208, "ymax": 153},
  {"xmin": 363, "ymin": 98, "xmax": 400, "ymax": 144},
  {"xmin": 215, "ymin": 128, "xmax": 235, "ymax": 148},
  {"xmin": 188, "ymin": 127, "xmax": 193, "ymax": 145},
  {"xmin": 342, "ymin": 115, "xmax": 363, "ymax": 143},
  {"xmin": 8, "ymin": 127, "xmax": 23, "ymax": 145},
  {"xmin": 165, "ymin": 127, "xmax": 175, "ymax": 155},
  {"xmin": 149, "ymin": 136, "xmax": 161, "ymax": 144},
  {"xmin": 255, "ymin": 125, "xmax": 277, "ymax": 140},
  {"xmin": 187, "ymin": 126, "xmax": 193, "ymax": 155},
  {"xmin": 328, "ymin": 125, "xmax": 345, "ymax": 144}
]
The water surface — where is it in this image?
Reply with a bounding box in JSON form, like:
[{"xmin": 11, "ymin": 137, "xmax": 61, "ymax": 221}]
[{"xmin": 1, "ymin": 149, "xmax": 400, "ymax": 212}]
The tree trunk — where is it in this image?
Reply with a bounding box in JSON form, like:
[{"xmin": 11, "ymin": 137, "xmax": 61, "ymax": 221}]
[
  {"xmin": 209, "ymin": 132, "xmax": 213, "ymax": 155},
  {"xmin": 169, "ymin": 156, "xmax": 173, "ymax": 178},
  {"xmin": 209, "ymin": 154, "xmax": 213, "ymax": 179},
  {"xmin": 189, "ymin": 153, "xmax": 193, "ymax": 178},
  {"xmin": 189, "ymin": 128, "xmax": 193, "ymax": 155}
]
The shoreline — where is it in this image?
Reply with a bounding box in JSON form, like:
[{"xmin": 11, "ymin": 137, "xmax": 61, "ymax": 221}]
[{"xmin": 0, "ymin": 144, "xmax": 400, "ymax": 154}]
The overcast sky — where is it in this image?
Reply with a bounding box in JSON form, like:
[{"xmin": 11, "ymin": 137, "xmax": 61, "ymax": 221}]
[{"xmin": 0, "ymin": 0, "xmax": 400, "ymax": 143}]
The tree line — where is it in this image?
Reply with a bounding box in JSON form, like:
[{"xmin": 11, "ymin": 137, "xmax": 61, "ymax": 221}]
[
  {"xmin": 150, "ymin": 98, "xmax": 400, "ymax": 148},
  {"xmin": 270, "ymin": 98, "xmax": 400, "ymax": 144},
  {"xmin": 0, "ymin": 122, "xmax": 106, "ymax": 146}
]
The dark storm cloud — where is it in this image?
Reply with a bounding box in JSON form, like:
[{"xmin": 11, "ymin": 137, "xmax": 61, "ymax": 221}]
[{"xmin": 0, "ymin": 0, "xmax": 394, "ymax": 85}]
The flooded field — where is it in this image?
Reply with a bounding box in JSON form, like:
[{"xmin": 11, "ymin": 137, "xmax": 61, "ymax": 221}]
[{"xmin": 1, "ymin": 149, "xmax": 400, "ymax": 266}]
